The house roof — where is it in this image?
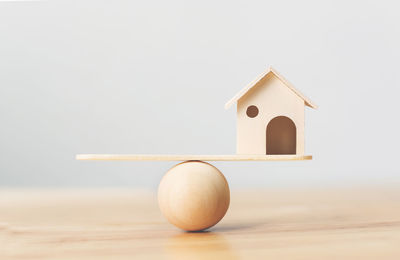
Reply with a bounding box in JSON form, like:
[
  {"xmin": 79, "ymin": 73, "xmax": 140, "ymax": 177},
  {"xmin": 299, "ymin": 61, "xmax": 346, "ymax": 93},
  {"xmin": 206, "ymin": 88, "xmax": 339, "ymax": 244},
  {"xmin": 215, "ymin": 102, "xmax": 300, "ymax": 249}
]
[{"xmin": 225, "ymin": 66, "xmax": 317, "ymax": 109}]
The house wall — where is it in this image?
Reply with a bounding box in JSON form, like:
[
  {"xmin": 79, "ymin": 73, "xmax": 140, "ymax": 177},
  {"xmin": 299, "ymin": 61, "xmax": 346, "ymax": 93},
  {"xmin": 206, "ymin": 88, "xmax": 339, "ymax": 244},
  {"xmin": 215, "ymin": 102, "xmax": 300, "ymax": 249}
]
[{"xmin": 236, "ymin": 73, "xmax": 305, "ymax": 155}]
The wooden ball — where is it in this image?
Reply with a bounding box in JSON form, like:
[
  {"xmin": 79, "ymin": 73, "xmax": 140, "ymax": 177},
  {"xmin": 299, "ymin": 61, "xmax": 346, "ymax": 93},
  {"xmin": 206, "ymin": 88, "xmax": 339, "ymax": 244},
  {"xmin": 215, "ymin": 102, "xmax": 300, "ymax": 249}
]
[{"xmin": 158, "ymin": 161, "xmax": 230, "ymax": 231}]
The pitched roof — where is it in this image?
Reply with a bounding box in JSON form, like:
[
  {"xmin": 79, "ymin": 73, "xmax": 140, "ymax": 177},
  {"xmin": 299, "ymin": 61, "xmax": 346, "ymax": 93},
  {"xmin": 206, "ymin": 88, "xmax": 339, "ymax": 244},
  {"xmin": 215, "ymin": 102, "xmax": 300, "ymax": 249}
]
[{"xmin": 225, "ymin": 66, "xmax": 317, "ymax": 109}]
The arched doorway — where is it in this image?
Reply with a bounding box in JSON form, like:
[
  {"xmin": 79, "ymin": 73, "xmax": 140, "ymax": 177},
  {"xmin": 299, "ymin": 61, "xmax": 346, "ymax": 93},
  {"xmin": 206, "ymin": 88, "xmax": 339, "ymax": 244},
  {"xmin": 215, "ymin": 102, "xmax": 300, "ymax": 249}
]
[{"xmin": 266, "ymin": 116, "xmax": 296, "ymax": 155}]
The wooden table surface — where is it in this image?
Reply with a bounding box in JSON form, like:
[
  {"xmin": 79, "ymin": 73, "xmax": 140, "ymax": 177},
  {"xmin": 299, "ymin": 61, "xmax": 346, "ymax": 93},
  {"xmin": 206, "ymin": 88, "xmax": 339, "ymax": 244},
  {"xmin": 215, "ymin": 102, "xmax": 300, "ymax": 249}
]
[{"xmin": 1, "ymin": 187, "xmax": 400, "ymax": 259}]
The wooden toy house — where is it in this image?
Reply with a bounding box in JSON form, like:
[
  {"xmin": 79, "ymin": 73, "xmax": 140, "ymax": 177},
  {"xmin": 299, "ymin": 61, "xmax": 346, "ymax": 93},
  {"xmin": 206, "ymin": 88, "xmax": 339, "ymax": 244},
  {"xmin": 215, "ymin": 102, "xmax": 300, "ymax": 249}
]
[{"xmin": 225, "ymin": 67, "xmax": 317, "ymax": 155}]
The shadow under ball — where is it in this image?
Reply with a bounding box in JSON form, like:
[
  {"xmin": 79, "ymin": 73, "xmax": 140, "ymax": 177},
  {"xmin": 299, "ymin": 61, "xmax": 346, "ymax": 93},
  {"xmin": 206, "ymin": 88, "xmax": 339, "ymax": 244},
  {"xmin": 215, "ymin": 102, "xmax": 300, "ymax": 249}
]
[{"xmin": 158, "ymin": 161, "xmax": 230, "ymax": 231}]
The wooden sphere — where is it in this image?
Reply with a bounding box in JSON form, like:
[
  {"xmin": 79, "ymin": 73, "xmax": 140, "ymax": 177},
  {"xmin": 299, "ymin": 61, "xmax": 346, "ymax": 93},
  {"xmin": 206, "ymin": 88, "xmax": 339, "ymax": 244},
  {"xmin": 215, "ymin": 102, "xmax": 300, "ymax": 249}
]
[{"xmin": 158, "ymin": 161, "xmax": 230, "ymax": 231}]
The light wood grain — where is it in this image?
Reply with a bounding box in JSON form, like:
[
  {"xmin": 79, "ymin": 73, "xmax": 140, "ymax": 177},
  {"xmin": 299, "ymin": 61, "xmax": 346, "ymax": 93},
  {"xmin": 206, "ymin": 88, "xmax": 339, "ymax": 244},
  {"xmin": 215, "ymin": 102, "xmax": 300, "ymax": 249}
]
[
  {"xmin": 1, "ymin": 187, "xmax": 400, "ymax": 259},
  {"xmin": 158, "ymin": 161, "xmax": 230, "ymax": 231},
  {"xmin": 75, "ymin": 154, "xmax": 312, "ymax": 161}
]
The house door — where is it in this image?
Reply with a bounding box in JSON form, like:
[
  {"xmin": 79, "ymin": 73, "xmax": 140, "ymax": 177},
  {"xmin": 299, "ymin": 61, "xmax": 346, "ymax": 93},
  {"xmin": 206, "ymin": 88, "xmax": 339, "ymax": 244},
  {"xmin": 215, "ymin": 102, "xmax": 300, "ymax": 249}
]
[{"xmin": 266, "ymin": 116, "xmax": 296, "ymax": 155}]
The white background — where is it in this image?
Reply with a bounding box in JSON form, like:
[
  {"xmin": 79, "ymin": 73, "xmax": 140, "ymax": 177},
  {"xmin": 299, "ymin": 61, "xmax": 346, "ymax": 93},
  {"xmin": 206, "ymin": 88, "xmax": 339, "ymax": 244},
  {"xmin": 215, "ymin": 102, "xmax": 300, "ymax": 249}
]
[{"xmin": 1, "ymin": 0, "xmax": 399, "ymax": 189}]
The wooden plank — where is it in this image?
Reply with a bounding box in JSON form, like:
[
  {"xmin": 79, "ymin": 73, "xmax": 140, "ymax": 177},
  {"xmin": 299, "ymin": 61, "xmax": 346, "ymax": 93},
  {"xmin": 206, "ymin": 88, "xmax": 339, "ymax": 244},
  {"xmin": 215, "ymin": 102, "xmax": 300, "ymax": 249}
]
[
  {"xmin": 2, "ymin": 187, "xmax": 400, "ymax": 259},
  {"xmin": 75, "ymin": 154, "xmax": 312, "ymax": 161}
]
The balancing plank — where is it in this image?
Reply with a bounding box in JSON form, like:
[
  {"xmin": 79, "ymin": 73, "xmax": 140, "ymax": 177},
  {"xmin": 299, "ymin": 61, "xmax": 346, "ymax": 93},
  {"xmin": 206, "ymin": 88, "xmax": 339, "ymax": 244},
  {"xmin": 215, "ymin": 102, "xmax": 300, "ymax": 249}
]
[{"xmin": 76, "ymin": 154, "xmax": 312, "ymax": 161}]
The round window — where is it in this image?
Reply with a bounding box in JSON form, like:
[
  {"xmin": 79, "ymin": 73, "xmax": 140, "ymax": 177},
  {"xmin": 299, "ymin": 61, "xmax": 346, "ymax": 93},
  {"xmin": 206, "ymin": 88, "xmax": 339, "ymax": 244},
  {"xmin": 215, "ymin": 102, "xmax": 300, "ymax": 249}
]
[{"xmin": 246, "ymin": 105, "xmax": 259, "ymax": 118}]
